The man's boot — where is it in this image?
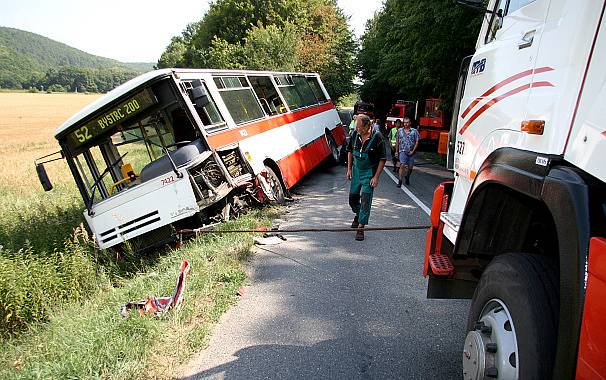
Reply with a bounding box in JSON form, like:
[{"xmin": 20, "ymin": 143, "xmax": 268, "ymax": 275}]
[
  {"xmin": 351, "ymin": 214, "xmax": 359, "ymax": 229},
  {"xmin": 405, "ymin": 173, "xmax": 410, "ymax": 185}
]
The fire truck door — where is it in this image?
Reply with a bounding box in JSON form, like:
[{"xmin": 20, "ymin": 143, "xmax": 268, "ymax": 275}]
[{"xmin": 455, "ymin": 0, "xmax": 549, "ymax": 179}]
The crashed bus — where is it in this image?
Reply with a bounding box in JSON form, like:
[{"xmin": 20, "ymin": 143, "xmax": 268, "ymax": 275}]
[{"xmin": 36, "ymin": 69, "xmax": 345, "ymax": 250}]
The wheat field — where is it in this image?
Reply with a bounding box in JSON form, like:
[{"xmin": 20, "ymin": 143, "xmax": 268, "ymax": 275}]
[{"xmin": 0, "ymin": 92, "xmax": 101, "ymax": 193}]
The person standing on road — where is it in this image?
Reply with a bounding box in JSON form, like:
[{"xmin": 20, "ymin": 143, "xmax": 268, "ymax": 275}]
[
  {"xmin": 396, "ymin": 117, "xmax": 420, "ymax": 187},
  {"xmin": 348, "ymin": 114, "xmax": 357, "ymax": 132},
  {"xmin": 347, "ymin": 114, "xmax": 387, "ymax": 241},
  {"xmin": 389, "ymin": 119, "xmax": 401, "ymax": 172},
  {"xmin": 372, "ymin": 118, "xmax": 381, "ymax": 134}
]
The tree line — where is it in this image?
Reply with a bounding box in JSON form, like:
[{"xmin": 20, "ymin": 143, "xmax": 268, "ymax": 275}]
[
  {"xmin": 357, "ymin": 0, "xmax": 482, "ymax": 117},
  {"xmin": 3, "ymin": 0, "xmax": 482, "ymax": 107},
  {"xmin": 0, "ymin": 27, "xmax": 144, "ymax": 92},
  {"xmin": 156, "ymin": 0, "xmax": 357, "ymax": 101},
  {"xmin": 8, "ymin": 66, "xmax": 139, "ymax": 93},
  {"xmin": 157, "ymin": 0, "xmax": 482, "ymax": 114}
]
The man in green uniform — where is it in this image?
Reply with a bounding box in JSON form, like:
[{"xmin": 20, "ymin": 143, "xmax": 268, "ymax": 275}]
[{"xmin": 347, "ymin": 114, "xmax": 387, "ymax": 241}]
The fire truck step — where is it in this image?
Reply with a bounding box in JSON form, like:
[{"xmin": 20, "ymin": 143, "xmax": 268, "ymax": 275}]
[
  {"xmin": 440, "ymin": 212, "xmax": 462, "ymax": 233},
  {"xmin": 428, "ymin": 254, "xmax": 455, "ymax": 276}
]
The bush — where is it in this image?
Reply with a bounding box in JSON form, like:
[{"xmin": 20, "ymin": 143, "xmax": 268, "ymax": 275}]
[
  {"xmin": 47, "ymin": 84, "xmax": 66, "ymax": 93},
  {"xmin": 0, "ymin": 242, "xmax": 106, "ymax": 337}
]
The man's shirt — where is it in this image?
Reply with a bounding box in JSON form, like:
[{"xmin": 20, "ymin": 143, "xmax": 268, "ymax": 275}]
[
  {"xmin": 347, "ymin": 130, "xmax": 387, "ymax": 170},
  {"xmin": 397, "ymin": 127, "xmax": 420, "ymax": 154}
]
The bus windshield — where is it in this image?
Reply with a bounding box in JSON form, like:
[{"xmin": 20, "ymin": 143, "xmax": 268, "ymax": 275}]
[{"xmin": 60, "ymin": 78, "xmax": 214, "ymax": 206}]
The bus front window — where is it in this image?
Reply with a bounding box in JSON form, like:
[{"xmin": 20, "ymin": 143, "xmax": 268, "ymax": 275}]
[{"xmin": 70, "ymin": 105, "xmax": 203, "ymax": 206}]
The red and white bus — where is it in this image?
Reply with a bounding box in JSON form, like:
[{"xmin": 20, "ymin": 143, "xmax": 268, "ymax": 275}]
[{"xmin": 36, "ymin": 69, "xmax": 345, "ymax": 250}]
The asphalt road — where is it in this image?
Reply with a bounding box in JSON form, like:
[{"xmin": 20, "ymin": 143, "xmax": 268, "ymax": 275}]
[{"xmin": 181, "ymin": 159, "xmax": 469, "ymax": 380}]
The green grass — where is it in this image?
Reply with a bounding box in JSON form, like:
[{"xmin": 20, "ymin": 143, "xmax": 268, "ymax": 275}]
[{"xmin": 0, "ymin": 207, "xmax": 279, "ymax": 379}]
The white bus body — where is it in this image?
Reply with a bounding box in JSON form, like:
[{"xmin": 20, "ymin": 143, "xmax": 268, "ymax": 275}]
[{"xmin": 45, "ymin": 69, "xmax": 345, "ymax": 250}]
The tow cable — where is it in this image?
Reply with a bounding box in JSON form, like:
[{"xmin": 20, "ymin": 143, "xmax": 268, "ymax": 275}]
[
  {"xmin": 178, "ymin": 225, "xmax": 430, "ymax": 234},
  {"xmin": 175, "ymin": 224, "xmax": 430, "ymax": 245}
]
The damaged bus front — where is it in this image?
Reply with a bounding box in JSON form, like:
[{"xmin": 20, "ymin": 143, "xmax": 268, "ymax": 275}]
[{"xmin": 37, "ymin": 70, "xmax": 252, "ymax": 250}]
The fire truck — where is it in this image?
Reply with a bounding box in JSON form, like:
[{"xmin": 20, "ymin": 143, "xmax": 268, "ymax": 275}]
[
  {"xmin": 418, "ymin": 98, "xmax": 447, "ymax": 142},
  {"xmin": 424, "ymin": 1, "xmax": 606, "ymax": 379},
  {"xmin": 385, "ymin": 98, "xmax": 447, "ymax": 145},
  {"xmin": 385, "ymin": 100, "xmax": 417, "ymax": 129}
]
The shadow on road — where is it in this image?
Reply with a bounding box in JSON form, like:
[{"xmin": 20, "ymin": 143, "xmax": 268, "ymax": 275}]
[
  {"xmin": 182, "ymin": 335, "xmax": 461, "ymax": 379},
  {"xmin": 181, "ymin": 160, "xmax": 468, "ymax": 380}
]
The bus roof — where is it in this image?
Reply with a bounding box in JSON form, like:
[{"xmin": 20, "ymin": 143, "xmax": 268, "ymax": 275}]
[{"xmin": 54, "ymin": 68, "xmax": 321, "ymax": 138}]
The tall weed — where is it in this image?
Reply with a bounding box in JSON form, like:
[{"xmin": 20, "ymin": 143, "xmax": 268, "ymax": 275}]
[{"xmin": 0, "ymin": 241, "xmax": 106, "ymax": 337}]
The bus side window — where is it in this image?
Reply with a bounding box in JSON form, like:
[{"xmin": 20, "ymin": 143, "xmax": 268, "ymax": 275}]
[
  {"xmin": 248, "ymin": 76, "xmax": 286, "ymax": 116},
  {"xmin": 292, "ymin": 75, "xmax": 318, "ymax": 107},
  {"xmin": 275, "ymin": 74, "xmax": 321, "ymax": 111},
  {"xmin": 305, "ymin": 76, "xmax": 328, "ymax": 103},
  {"xmin": 215, "ymin": 76, "xmax": 265, "ymax": 125},
  {"xmin": 183, "ymin": 80, "xmax": 226, "ymax": 132}
]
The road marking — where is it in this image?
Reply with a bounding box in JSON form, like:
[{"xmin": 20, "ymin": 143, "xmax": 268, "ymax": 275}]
[{"xmin": 383, "ymin": 168, "xmax": 431, "ymax": 216}]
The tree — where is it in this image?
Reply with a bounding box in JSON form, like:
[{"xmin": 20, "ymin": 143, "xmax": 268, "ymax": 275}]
[
  {"xmin": 357, "ymin": 0, "xmax": 482, "ymax": 117},
  {"xmin": 157, "ymin": 0, "xmax": 356, "ymax": 101}
]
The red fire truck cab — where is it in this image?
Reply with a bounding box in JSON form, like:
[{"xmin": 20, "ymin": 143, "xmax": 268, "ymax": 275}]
[{"xmin": 418, "ymin": 98, "xmax": 447, "ymax": 142}]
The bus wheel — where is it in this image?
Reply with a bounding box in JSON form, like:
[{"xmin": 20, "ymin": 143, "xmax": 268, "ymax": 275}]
[
  {"xmin": 264, "ymin": 165, "xmax": 286, "ymax": 205},
  {"xmin": 463, "ymin": 253, "xmax": 558, "ymax": 380},
  {"xmin": 326, "ymin": 133, "xmax": 339, "ymax": 165}
]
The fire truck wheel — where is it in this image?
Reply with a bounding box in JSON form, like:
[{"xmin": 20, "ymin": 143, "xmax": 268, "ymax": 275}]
[
  {"xmin": 326, "ymin": 133, "xmax": 339, "ymax": 165},
  {"xmin": 264, "ymin": 165, "xmax": 286, "ymax": 205},
  {"xmin": 464, "ymin": 253, "xmax": 559, "ymax": 380}
]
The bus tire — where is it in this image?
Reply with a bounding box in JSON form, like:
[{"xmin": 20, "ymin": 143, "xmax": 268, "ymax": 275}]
[
  {"xmin": 264, "ymin": 165, "xmax": 286, "ymax": 205},
  {"xmin": 325, "ymin": 133, "xmax": 339, "ymax": 166},
  {"xmin": 464, "ymin": 253, "xmax": 558, "ymax": 380}
]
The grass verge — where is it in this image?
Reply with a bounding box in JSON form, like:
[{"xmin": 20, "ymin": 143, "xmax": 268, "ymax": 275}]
[{"xmin": 0, "ymin": 207, "xmax": 279, "ymax": 379}]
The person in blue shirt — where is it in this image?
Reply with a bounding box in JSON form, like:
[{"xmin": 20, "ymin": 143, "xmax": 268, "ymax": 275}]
[{"xmin": 396, "ymin": 117, "xmax": 420, "ymax": 186}]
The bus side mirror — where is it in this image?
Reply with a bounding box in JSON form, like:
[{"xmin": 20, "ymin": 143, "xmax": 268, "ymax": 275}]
[
  {"xmin": 36, "ymin": 163, "xmax": 53, "ymax": 191},
  {"xmin": 190, "ymin": 80, "xmax": 210, "ymax": 108}
]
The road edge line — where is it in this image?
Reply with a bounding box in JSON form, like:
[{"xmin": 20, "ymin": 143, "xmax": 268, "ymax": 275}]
[{"xmin": 383, "ymin": 168, "xmax": 431, "ymax": 216}]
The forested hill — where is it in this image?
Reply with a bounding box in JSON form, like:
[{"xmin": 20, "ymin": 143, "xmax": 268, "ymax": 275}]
[{"xmin": 0, "ymin": 26, "xmax": 154, "ymax": 91}]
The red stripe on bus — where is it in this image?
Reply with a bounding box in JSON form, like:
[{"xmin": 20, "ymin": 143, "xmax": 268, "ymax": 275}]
[
  {"xmin": 461, "ymin": 67, "xmax": 554, "ymax": 119},
  {"xmin": 277, "ymin": 135, "xmax": 331, "ymax": 188},
  {"xmin": 207, "ymin": 102, "xmax": 335, "ymax": 149},
  {"xmin": 459, "ymin": 81, "xmax": 553, "ymax": 135}
]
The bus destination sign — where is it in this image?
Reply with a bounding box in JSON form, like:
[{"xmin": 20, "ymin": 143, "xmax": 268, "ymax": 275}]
[{"xmin": 67, "ymin": 89, "xmax": 157, "ymax": 150}]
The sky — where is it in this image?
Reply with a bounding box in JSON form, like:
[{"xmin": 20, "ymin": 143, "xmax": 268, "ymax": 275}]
[{"xmin": 0, "ymin": 0, "xmax": 383, "ymax": 63}]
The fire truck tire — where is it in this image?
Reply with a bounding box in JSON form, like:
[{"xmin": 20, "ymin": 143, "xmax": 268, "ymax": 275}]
[
  {"xmin": 325, "ymin": 133, "xmax": 339, "ymax": 166},
  {"xmin": 464, "ymin": 253, "xmax": 559, "ymax": 380},
  {"xmin": 264, "ymin": 165, "xmax": 286, "ymax": 205}
]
